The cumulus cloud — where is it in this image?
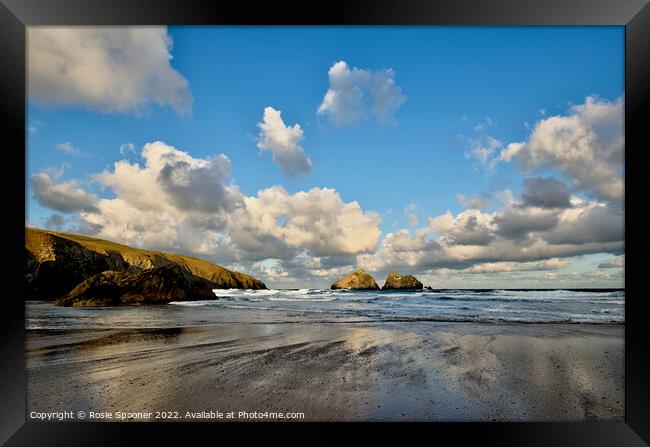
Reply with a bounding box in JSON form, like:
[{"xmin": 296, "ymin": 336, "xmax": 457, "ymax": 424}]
[
  {"xmin": 499, "ymin": 96, "xmax": 624, "ymax": 200},
  {"xmin": 228, "ymin": 186, "xmax": 381, "ymax": 261},
  {"xmin": 80, "ymin": 195, "xmax": 230, "ymax": 254},
  {"xmin": 520, "ymin": 177, "xmax": 571, "ymax": 209},
  {"xmin": 493, "ymin": 207, "xmax": 560, "ymax": 240},
  {"xmin": 359, "ymin": 193, "xmax": 623, "ymax": 276},
  {"xmin": 431, "ymin": 209, "xmax": 496, "ymax": 246},
  {"xmin": 28, "ymin": 90, "xmax": 624, "ymax": 287},
  {"xmin": 84, "ymin": 141, "xmax": 243, "ymax": 251},
  {"xmin": 157, "ymin": 156, "xmax": 239, "ymax": 214},
  {"xmin": 31, "ymin": 172, "xmax": 99, "ymax": 213},
  {"xmin": 256, "ymin": 107, "xmax": 312, "ymax": 177},
  {"xmin": 540, "ymin": 201, "xmax": 623, "ymax": 246},
  {"xmin": 317, "ymin": 61, "xmax": 406, "ymax": 125},
  {"xmin": 27, "ymin": 27, "xmax": 192, "ymax": 115},
  {"xmin": 34, "ymin": 141, "xmax": 381, "ymax": 272}
]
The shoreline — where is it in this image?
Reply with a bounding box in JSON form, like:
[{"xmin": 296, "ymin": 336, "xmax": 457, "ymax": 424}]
[{"xmin": 26, "ymin": 320, "xmax": 624, "ymax": 422}]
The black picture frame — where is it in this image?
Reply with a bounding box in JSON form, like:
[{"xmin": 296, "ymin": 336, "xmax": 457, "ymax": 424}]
[{"xmin": 1, "ymin": 0, "xmax": 648, "ymax": 445}]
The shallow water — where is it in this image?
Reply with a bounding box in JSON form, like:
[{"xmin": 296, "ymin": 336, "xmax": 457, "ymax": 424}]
[{"xmin": 26, "ymin": 288, "xmax": 624, "ymax": 330}]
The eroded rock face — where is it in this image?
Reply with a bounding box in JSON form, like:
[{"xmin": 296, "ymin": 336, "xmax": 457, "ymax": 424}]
[
  {"xmin": 331, "ymin": 269, "xmax": 380, "ymax": 290},
  {"xmin": 25, "ymin": 228, "xmax": 266, "ymax": 302},
  {"xmin": 382, "ymin": 272, "xmax": 423, "ymax": 290},
  {"xmin": 25, "ymin": 232, "xmax": 113, "ymax": 300},
  {"xmin": 56, "ymin": 265, "xmax": 217, "ymax": 307}
]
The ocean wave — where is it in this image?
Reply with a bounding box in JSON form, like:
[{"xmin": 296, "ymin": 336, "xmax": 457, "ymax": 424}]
[{"xmin": 28, "ymin": 288, "xmax": 624, "ymax": 328}]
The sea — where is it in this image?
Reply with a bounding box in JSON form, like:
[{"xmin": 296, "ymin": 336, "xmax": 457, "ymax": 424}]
[{"xmin": 26, "ymin": 288, "xmax": 624, "ymax": 330}]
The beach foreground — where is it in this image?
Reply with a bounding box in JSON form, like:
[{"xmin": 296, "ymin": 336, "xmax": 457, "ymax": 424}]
[{"xmin": 26, "ymin": 320, "xmax": 623, "ymax": 421}]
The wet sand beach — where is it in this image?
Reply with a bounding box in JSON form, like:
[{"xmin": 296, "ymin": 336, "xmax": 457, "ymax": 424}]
[{"xmin": 26, "ymin": 321, "xmax": 624, "ymax": 422}]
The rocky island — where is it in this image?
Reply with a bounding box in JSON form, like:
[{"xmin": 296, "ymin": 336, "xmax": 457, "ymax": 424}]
[
  {"xmin": 382, "ymin": 271, "xmax": 423, "ymax": 290},
  {"xmin": 26, "ymin": 228, "xmax": 266, "ymax": 306},
  {"xmin": 331, "ymin": 269, "xmax": 380, "ymax": 290}
]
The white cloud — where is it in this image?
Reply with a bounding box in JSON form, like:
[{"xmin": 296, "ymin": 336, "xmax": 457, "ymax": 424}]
[
  {"xmin": 35, "ymin": 142, "xmax": 381, "ymax": 272},
  {"xmin": 228, "ymin": 186, "xmax": 381, "ymax": 261},
  {"xmin": 499, "ymin": 96, "xmax": 624, "ymax": 200},
  {"xmin": 29, "ymin": 120, "xmax": 623, "ymax": 286},
  {"xmin": 431, "ymin": 209, "xmax": 496, "ymax": 246},
  {"xmin": 58, "ymin": 141, "xmax": 241, "ymax": 254},
  {"xmin": 55, "ymin": 141, "xmax": 86, "ymax": 156},
  {"xmin": 317, "ymin": 61, "xmax": 406, "ymax": 125},
  {"xmin": 43, "ymin": 137, "xmax": 617, "ymax": 285},
  {"xmin": 359, "ymin": 195, "xmax": 623, "ymax": 276},
  {"xmin": 27, "ymin": 26, "xmax": 192, "ymax": 115},
  {"xmin": 256, "ymin": 107, "xmax": 312, "ymax": 177},
  {"xmin": 31, "ymin": 172, "xmax": 99, "ymax": 213},
  {"xmin": 93, "ymin": 140, "xmax": 241, "ymax": 219}
]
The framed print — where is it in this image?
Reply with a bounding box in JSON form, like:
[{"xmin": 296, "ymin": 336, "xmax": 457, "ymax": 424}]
[{"xmin": 1, "ymin": 0, "xmax": 648, "ymax": 445}]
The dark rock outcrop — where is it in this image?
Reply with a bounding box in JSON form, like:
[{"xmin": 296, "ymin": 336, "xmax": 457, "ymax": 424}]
[
  {"xmin": 25, "ymin": 231, "xmax": 113, "ymax": 300},
  {"xmin": 382, "ymin": 272, "xmax": 423, "ymax": 290},
  {"xmin": 26, "ymin": 228, "xmax": 266, "ymax": 303},
  {"xmin": 56, "ymin": 265, "xmax": 217, "ymax": 307},
  {"xmin": 331, "ymin": 269, "xmax": 379, "ymax": 290}
]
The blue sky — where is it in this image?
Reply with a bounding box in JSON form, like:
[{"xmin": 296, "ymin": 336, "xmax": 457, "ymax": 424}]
[{"xmin": 26, "ymin": 26, "xmax": 625, "ymax": 288}]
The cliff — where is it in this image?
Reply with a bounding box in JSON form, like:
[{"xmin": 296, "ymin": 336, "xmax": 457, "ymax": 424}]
[
  {"xmin": 56, "ymin": 264, "xmax": 218, "ymax": 307},
  {"xmin": 25, "ymin": 227, "xmax": 266, "ymax": 302}
]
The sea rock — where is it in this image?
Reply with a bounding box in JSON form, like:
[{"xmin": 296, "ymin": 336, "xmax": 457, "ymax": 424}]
[
  {"xmin": 382, "ymin": 272, "xmax": 423, "ymax": 290},
  {"xmin": 56, "ymin": 264, "xmax": 217, "ymax": 307},
  {"xmin": 25, "ymin": 228, "xmax": 266, "ymax": 301},
  {"xmin": 331, "ymin": 269, "xmax": 380, "ymax": 290}
]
